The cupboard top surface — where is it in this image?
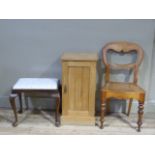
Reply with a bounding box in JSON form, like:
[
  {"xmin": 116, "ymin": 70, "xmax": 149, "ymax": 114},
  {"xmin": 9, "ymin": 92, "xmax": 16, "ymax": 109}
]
[{"xmin": 61, "ymin": 52, "xmax": 98, "ymax": 61}]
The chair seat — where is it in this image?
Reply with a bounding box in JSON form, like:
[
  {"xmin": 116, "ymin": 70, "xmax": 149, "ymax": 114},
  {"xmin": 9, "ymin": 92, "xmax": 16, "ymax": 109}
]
[
  {"xmin": 101, "ymin": 82, "xmax": 145, "ymax": 100},
  {"xmin": 102, "ymin": 82, "xmax": 144, "ymax": 93}
]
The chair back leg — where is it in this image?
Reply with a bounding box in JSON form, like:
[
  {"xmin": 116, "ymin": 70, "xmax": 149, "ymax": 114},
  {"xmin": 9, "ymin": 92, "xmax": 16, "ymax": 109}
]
[{"xmin": 127, "ymin": 99, "xmax": 133, "ymax": 116}]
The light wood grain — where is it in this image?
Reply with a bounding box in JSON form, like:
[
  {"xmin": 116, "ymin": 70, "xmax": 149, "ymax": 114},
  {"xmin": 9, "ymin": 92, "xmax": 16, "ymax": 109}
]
[
  {"xmin": 61, "ymin": 53, "xmax": 98, "ymax": 125},
  {"xmin": 61, "ymin": 52, "xmax": 98, "ymax": 61}
]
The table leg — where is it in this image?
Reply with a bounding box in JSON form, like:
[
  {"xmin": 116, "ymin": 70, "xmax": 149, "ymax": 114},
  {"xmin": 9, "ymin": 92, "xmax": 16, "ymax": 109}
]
[
  {"xmin": 9, "ymin": 94, "xmax": 18, "ymax": 127},
  {"xmin": 55, "ymin": 95, "xmax": 60, "ymax": 127},
  {"xmin": 59, "ymin": 83, "xmax": 62, "ymax": 114},
  {"xmin": 24, "ymin": 95, "xmax": 29, "ymax": 110},
  {"xmin": 18, "ymin": 93, "xmax": 23, "ymax": 113}
]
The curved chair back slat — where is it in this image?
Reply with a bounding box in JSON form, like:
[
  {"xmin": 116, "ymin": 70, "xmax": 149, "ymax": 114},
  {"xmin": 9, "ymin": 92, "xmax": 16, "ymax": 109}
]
[{"xmin": 102, "ymin": 41, "xmax": 144, "ymax": 83}]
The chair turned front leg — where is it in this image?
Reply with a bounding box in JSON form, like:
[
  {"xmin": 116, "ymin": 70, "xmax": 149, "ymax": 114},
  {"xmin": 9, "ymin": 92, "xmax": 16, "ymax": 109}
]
[
  {"xmin": 9, "ymin": 94, "xmax": 18, "ymax": 127},
  {"xmin": 100, "ymin": 96, "xmax": 106, "ymax": 129},
  {"xmin": 55, "ymin": 95, "xmax": 60, "ymax": 127},
  {"xmin": 137, "ymin": 102, "xmax": 144, "ymax": 132}
]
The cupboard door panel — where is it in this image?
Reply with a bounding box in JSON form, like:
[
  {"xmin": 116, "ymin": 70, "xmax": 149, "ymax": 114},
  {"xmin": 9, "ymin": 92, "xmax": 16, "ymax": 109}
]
[
  {"xmin": 68, "ymin": 66, "xmax": 90, "ymax": 111},
  {"xmin": 81, "ymin": 67, "xmax": 90, "ymax": 111}
]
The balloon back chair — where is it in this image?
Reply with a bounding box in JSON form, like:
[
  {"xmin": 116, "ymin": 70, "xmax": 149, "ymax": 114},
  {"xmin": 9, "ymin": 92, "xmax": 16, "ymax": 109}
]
[{"xmin": 100, "ymin": 41, "xmax": 145, "ymax": 132}]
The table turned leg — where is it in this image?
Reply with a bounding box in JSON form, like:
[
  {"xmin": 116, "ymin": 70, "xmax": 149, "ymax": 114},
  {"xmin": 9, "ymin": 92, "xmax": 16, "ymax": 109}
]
[
  {"xmin": 9, "ymin": 94, "xmax": 18, "ymax": 127},
  {"xmin": 137, "ymin": 102, "xmax": 144, "ymax": 132},
  {"xmin": 55, "ymin": 95, "xmax": 60, "ymax": 127},
  {"xmin": 18, "ymin": 93, "xmax": 23, "ymax": 113},
  {"xmin": 24, "ymin": 95, "xmax": 29, "ymax": 110},
  {"xmin": 100, "ymin": 95, "xmax": 106, "ymax": 129}
]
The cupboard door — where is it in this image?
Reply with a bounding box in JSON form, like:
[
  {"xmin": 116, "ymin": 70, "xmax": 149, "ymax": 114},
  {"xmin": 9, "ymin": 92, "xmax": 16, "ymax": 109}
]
[
  {"xmin": 68, "ymin": 66, "xmax": 90, "ymax": 112},
  {"xmin": 61, "ymin": 53, "xmax": 98, "ymax": 125}
]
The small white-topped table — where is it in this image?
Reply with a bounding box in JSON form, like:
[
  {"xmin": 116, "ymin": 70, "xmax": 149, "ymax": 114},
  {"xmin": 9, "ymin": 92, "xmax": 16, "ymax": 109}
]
[{"xmin": 10, "ymin": 78, "xmax": 61, "ymax": 127}]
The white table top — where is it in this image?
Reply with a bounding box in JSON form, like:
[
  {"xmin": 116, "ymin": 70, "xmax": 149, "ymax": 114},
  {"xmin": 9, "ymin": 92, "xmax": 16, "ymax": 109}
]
[{"xmin": 13, "ymin": 78, "xmax": 59, "ymax": 90}]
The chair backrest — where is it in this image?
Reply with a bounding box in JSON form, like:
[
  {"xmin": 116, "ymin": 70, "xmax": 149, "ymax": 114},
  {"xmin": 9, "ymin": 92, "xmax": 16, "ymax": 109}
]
[{"xmin": 102, "ymin": 41, "xmax": 144, "ymax": 84}]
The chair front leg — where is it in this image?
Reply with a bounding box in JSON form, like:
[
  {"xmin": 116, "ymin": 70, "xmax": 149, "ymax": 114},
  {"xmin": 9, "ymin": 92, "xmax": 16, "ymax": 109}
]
[
  {"xmin": 137, "ymin": 102, "xmax": 144, "ymax": 132},
  {"xmin": 9, "ymin": 94, "xmax": 18, "ymax": 127},
  {"xmin": 100, "ymin": 94, "xmax": 106, "ymax": 129}
]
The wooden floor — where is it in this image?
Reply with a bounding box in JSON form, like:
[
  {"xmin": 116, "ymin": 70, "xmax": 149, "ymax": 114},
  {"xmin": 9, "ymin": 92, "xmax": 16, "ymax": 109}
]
[{"xmin": 0, "ymin": 109, "xmax": 155, "ymax": 135}]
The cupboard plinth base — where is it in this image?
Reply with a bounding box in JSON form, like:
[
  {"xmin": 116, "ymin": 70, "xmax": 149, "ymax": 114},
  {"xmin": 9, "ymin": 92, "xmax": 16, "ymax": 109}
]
[{"xmin": 61, "ymin": 115, "xmax": 95, "ymax": 125}]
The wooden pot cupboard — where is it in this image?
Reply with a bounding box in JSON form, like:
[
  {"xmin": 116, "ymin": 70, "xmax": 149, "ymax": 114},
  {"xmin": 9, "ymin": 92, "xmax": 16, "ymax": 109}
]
[{"xmin": 61, "ymin": 53, "xmax": 98, "ymax": 125}]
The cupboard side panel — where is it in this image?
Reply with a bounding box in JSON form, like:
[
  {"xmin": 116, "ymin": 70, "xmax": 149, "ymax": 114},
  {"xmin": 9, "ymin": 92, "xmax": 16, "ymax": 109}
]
[{"xmin": 88, "ymin": 62, "xmax": 97, "ymax": 116}]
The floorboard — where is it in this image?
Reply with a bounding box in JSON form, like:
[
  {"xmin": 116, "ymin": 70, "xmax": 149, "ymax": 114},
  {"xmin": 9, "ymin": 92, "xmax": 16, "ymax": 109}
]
[{"xmin": 0, "ymin": 109, "xmax": 155, "ymax": 135}]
